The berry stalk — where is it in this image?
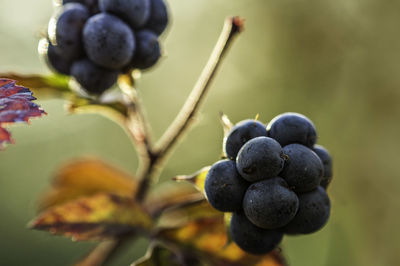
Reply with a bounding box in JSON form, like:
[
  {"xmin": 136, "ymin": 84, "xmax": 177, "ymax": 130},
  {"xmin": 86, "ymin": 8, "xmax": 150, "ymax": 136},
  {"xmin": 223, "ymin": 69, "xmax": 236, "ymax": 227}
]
[{"xmin": 133, "ymin": 16, "xmax": 244, "ymax": 202}]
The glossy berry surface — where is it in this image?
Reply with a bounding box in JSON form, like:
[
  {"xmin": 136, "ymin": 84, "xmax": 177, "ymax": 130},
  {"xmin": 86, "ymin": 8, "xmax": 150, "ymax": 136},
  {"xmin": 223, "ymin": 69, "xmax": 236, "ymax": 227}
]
[
  {"xmin": 281, "ymin": 144, "xmax": 323, "ymax": 193},
  {"xmin": 49, "ymin": 3, "xmax": 89, "ymax": 60},
  {"xmin": 243, "ymin": 177, "xmax": 299, "ymax": 229},
  {"xmin": 313, "ymin": 144, "xmax": 333, "ymax": 189},
  {"xmin": 230, "ymin": 212, "xmax": 283, "ymax": 255},
  {"xmin": 283, "ymin": 186, "xmax": 331, "ymax": 234},
  {"xmin": 236, "ymin": 136, "xmax": 285, "ymax": 182},
  {"xmin": 224, "ymin": 119, "xmax": 268, "ymax": 160},
  {"xmin": 267, "ymin": 112, "xmax": 317, "ymax": 148},
  {"xmin": 99, "ymin": 0, "xmax": 151, "ymax": 29},
  {"xmin": 71, "ymin": 59, "xmax": 119, "ymax": 94},
  {"xmin": 62, "ymin": 0, "xmax": 99, "ymax": 14},
  {"xmin": 204, "ymin": 160, "xmax": 248, "ymax": 212},
  {"xmin": 43, "ymin": 40, "xmax": 74, "ymax": 75},
  {"xmin": 131, "ymin": 30, "xmax": 161, "ymax": 69},
  {"xmin": 83, "ymin": 13, "xmax": 135, "ymax": 69},
  {"xmin": 145, "ymin": 0, "xmax": 169, "ymax": 35}
]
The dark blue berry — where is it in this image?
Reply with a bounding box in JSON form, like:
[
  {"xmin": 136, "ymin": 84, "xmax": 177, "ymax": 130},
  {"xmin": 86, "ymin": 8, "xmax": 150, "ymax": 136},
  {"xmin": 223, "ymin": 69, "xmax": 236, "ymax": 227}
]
[
  {"xmin": 281, "ymin": 144, "xmax": 323, "ymax": 193},
  {"xmin": 62, "ymin": 0, "xmax": 100, "ymax": 14},
  {"xmin": 83, "ymin": 13, "xmax": 135, "ymax": 69},
  {"xmin": 313, "ymin": 144, "xmax": 333, "ymax": 189},
  {"xmin": 131, "ymin": 30, "xmax": 161, "ymax": 69},
  {"xmin": 49, "ymin": 3, "xmax": 90, "ymax": 60},
  {"xmin": 144, "ymin": 0, "xmax": 168, "ymax": 35},
  {"xmin": 204, "ymin": 160, "xmax": 249, "ymax": 212},
  {"xmin": 41, "ymin": 39, "xmax": 73, "ymax": 75},
  {"xmin": 224, "ymin": 119, "xmax": 268, "ymax": 160},
  {"xmin": 243, "ymin": 177, "xmax": 299, "ymax": 229},
  {"xmin": 71, "ymin": 59, "xmax": 119, "ymax": 94},
  {"xmin": 99, "ymin": 0, "xmax": 151, "ymax": 29},
  {"xmin": 230, "ymin": 211, "xmax": 283, "ymax": 255},
  {"xmin": 236, "ymin": 136, "xmax": 285, "ymax": 182},
  {"xmin": 283, "ymin": 186, "xmax": 331, "ymax": 235},
  {"xmin": 267, "ymin": 112, "xmax": 317, "ymax": 148}
]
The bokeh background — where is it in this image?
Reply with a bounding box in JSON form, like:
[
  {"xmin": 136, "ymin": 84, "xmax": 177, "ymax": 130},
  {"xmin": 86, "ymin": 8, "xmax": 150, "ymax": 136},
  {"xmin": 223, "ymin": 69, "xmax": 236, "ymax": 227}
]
[{"xmin": 1, "ymin": 0, "xmax": 400, "ymax": 265}]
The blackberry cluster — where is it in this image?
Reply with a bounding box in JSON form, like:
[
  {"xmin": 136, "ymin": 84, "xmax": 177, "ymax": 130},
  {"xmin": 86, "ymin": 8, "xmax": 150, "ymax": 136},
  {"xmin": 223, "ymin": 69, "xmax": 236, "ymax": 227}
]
[
  {"xmin": 40, "ymin": 0, "xmax": 168, "ymax": 94},
  {"xmin": 204, "ymin": 113, "xmax": 333, "ymax": 255}
]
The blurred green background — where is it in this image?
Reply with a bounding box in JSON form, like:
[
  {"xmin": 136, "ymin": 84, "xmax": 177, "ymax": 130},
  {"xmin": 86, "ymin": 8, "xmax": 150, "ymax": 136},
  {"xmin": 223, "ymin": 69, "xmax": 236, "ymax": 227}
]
[{"xmin": 1, "ymin": 0, "xmax": 400, "ymax": 265}]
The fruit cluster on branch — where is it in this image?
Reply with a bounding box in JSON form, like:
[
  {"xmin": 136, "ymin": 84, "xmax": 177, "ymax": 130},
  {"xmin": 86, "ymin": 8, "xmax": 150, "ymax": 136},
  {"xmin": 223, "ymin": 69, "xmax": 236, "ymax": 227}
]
[
  {"xmin": 205, "ymin": 113, "xmax": 333, "ymax": 254},
  {"xmin": 40, "ymin": 0, "xmax": 168, "ymax": 94}
]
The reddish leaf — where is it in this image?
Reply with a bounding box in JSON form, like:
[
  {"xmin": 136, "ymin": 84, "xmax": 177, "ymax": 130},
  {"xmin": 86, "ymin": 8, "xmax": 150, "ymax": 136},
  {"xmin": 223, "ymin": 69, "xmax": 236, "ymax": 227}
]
[
  {"xmin": 38, "ymin": 158, "xmax": 138, "ymax": 211},
  {"xmin": 30, "ymin": 193, "xmax": 152, "ymax": 241},
  {"xmin": 0, "ymin": 78, "xmax": 46, "ymax": 149},
  {"xmin": 0, "ymin": 127, "xmax": 12, "ymax": 145}
]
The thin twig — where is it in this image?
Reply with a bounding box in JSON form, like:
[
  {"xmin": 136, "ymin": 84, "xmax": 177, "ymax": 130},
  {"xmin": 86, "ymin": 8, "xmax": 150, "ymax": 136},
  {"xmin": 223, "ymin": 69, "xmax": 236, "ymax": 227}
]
[
  {"xmin": 119, "ymin": 75, "xmax": 156, "ymax": 174},
  {"xmin": 74, "ymin": 239, "xmax": 124, "ymax": 266},
  {"xmin": 155, "ymin": 17, "xmax": 244, "ymax": 157},
  {"xmin": 134, "ymin": 17, "xmax": 244, "ymax": 202},
  {"xmin": 126, "ymin": 92, "xmax": 154, "ymax": 159},
  {"xmin": 71, "ymin": 16, "xmax": 244, "ymax": 266}
]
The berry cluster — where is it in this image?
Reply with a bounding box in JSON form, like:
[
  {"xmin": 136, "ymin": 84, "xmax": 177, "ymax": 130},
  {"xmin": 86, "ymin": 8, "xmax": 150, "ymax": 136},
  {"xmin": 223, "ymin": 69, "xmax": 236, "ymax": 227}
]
[
  {"xmin": 205, "ymin": 113, "xmax": 333, "ymax": 255},
  {"xmin": 40, "ymin": 0, "xmax": 168, "ymax": 94}
]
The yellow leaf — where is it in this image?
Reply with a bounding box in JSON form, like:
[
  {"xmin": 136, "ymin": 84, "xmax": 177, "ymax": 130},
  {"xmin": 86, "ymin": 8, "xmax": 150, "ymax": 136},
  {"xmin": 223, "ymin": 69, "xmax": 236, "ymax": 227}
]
[
  {"xmin": 132, "ymin": 243, "xmax": 182, "ymax": 266},
  {"xmin": 39, "ymin": 158, "xmax": 137, "ymax": 211},
  {"xmin": 31, "ymin": 193, "xmax": 152, "ymax": 241},
  {"xmin": 0, "ymin": 73, "xmax": 70, "ymax": 97},
  {"xmin": 156, "ymin": 199, "xmax": 221, "ymax": 229},
  {"xmin": 173, "ymin": 166, "xmax": 210, "ymax": 195},
  {"xmin": 157, "ymin": 200, "xmax": 286, "ymax": 266},
  {"xmin": 144, "ymin": 181, "xmax": 204, "ymax": 217}
]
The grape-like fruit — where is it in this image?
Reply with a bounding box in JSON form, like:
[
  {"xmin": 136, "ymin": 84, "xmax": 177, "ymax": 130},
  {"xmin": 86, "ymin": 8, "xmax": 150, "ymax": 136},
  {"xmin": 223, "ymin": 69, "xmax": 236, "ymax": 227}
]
[
  {"xmin": 224, "ymin": 119, "xmax": 268, "ymax": 160},
  {"xmin": 313, "ymin": 144, "xmax": 333, "ymax": 189},
  {"xmin": 131, "ymin": 30, "xmax": 161, "ymax": 69},
  {"xmin": 71, "ymin": 59, "xmax": 119, "ymax": 94},
  {"xmin": 267, "ymin": 112, "xmax": 317, "ymax": 148},
  {"xmin": 243, "ymin": 177, "xmax": 299, "ymax": 229},
  {"xmin": 49, "ymin": 3, "xmax": 89, "ymax": 60},
  {"xmin": 99, "ymin": 0, "xmax": 151, "ymax": 29},
  {"xmin": 204, "ymin": 160, "xmax": 248, "ymax": 212},
  {"xmin": 145, "ymin": 0, "xmax": 168, "ymax": 35},
  {"xmin": 230, "ymin": 212, "xmax": 283, "ymax": 255},
  {"xmin": 62, "ymin": 0, "xmax": 95, "ymax": 4},
  {"xmin": 281, "ymin": 144, "xmax": 323, "ymax": 193},
  {"xmin": 283, "ymin": 186, "xmax": 330, "ymax": 234},
  {"xmin": 236, "ymin": 136, "xmax": 285, "ymax": 182},
  {"xmin": 62, "ymin": 0, "xmax": 99, "ymax": 12},
  {"xmin": 40, "ymin": 39, "xmax": 73, "ymax": 75},
  {"xmin": 83, "ymin": 13, "xmax": 135, "ymax": 69}
]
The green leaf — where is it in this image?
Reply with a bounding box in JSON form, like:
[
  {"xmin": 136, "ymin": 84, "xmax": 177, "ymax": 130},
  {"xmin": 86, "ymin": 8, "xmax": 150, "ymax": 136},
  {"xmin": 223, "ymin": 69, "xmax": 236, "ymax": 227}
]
[
  {"xmin": 66, "ymin": 92, "xmax": 129, "ymax": 124},
  {"xmin": 30, "ymin": 193, "xmax": 152, "ymax": 241},
  {"xmin": 0, "ymin": 73, "xmax": 71, "ymax": 97}
]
